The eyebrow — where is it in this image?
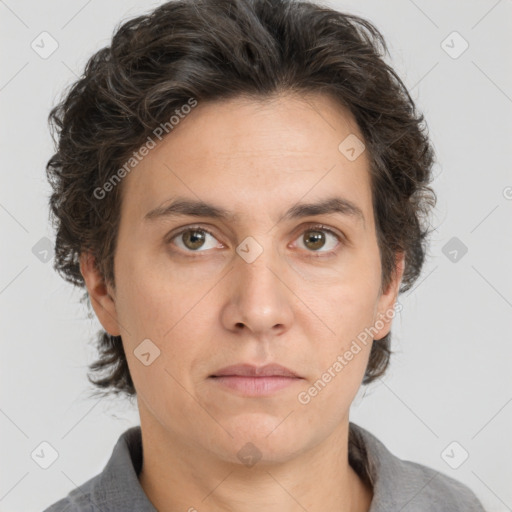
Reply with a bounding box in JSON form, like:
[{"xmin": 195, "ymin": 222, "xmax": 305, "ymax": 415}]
[{"xmin": 144, "ymin": 196, "xmax": 365, "ymax": 227}]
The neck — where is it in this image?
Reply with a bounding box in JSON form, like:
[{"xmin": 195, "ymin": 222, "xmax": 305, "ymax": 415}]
[{"xmin": 137, "ymin": 411, "xmax": 373, "ymax": 512}]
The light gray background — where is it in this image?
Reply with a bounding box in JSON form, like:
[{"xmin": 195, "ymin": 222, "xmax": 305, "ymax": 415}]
[{"xmin": 1, "ymin": 0, "xmax": 511, "ymax": 511}]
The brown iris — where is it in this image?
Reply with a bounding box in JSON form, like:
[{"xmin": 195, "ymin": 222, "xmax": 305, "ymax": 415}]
[
  {"xmin": 303, "ymin": 229, "xmax": 326, "ymax": 251},
  {"xmin": 182, "ymin": 230, "xmax": 206, "ymax": 250}
]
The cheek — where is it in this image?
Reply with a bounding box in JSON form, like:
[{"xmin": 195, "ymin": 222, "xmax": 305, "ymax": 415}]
[
  {"xmin": 290, "ymin": 250, "xmax": 381, "ymax": 390},
  {"xmin": 113, "ymin": 258, "xmax": 204, "ymax": 406},
  {"xmin": 114, "ymin": 242, "xmax": 208, "ymax": 337},
  {"xmin": 296, "ymin": 278, "xmax": 378, "ymax": 413},
  {"xmin": 113, "ymin": 245, "xmax": 221, "ymax": 381},
  {"xmin": 295, "ymin": 246, "xmax": 381, "ymax": 334}
]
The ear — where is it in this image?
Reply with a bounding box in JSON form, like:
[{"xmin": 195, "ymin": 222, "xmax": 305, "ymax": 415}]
[
  {"xmin": 79, "ymin": 252, "xmax": 120, "ymax": 336},
  {"xmin": 372, "ymin": 251, "xmax": 405, "ymax": 340}
]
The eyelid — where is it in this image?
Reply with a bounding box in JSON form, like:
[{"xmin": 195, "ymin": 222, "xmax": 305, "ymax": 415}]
[{"xmin": 293, "ymin": 223, "xmax": 344, "ymax": 240}]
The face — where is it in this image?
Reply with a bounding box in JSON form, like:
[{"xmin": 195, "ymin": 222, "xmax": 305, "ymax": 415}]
[{"xmin": 81, "ymin": 92, "xmax": 404, "ymax": 465}]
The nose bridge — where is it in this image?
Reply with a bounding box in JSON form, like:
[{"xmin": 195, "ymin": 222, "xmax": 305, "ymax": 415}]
[
  {"xmin": 236, "ymin": 234, "xmax": 282, "ymax": 301},
  {"xmin": 226, "ymin": 233, "xmax": 293, "ymax": 334},
  {"xmin": 239, "ymin": 242, "xmax": 277, "ymax": 286}
]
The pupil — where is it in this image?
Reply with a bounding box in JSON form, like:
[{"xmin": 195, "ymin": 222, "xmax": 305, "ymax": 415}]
[{"xmin": 305, "ymin": 230, "xmax": 325, "ymax": 250}]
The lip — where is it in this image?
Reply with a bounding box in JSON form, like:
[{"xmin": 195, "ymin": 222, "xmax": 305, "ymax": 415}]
[
  {"xmin": 210, "ymin": 363, "xmax": 301, "ymax": 378},
  {"xmin": 209, "ymin": 364, "xmax": 303, "ymax": 397}
]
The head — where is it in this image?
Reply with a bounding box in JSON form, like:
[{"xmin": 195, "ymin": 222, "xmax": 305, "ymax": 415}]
[{"xmin": 46, "ymin": 0, "xmax": 435, "ymax": 462}]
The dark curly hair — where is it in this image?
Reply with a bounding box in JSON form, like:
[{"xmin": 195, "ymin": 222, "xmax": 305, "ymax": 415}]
[{"xmin": 46, "ymin": 0, "xmax": 436, "ymax": 398}]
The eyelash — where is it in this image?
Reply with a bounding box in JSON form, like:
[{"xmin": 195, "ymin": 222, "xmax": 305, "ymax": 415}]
[{"xmin": 166, "ymin": 224, "xmax": 345, "ymax": 258}]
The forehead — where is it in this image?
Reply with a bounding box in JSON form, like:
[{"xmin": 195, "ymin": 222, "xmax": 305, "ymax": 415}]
[{"xmin": 120, "ymin": 92, "xmax": 373, "ymax": 228}]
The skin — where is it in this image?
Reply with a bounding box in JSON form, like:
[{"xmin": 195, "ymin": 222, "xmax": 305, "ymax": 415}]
[{"xmin": 80, "ymin": 92, "xmax": 404, "ymax": 512}]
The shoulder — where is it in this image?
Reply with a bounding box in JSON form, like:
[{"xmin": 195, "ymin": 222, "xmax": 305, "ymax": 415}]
[
  {"xmin": 349, "ymin": 422, "xmax": 486, "ymax": 512},
  {"xmin": 41, "ymin": 474, "xmax": 100, "ymax": 512},
  {"xmin": 41, "ymin": 425, "xmax": 154, "ymax": 512},
  {"xmin": 393, "ymin": 457, "xmax": 485, "ymax": 511}
]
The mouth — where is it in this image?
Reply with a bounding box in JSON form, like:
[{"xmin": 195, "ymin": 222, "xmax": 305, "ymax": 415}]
[
  {"xmin": 210, "ymin": 363, "xmax": 301, "ymax": 378},
  {"xmin": 209, "ymin": 364, "xmax": 303, "ymax": 396}
]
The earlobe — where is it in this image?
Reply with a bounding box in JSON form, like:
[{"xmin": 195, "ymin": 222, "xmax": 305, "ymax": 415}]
[{"xmin": 79, "ymin": 252, "xmax": 120, "ymax": 336}]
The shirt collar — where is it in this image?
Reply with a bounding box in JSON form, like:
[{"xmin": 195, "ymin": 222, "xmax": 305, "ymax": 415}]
[
  {"xmin": 90, "ymin": 425, "xmax": 156, "ymax": 511},
  {"xmin": 86, "ymin": 422, "xmax": 411, "ymax": 512}
]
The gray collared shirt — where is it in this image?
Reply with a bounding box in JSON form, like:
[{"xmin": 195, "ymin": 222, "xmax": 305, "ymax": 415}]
[{"xmin": 42, "ymin": 422, "xmax": 486, "ymax": 511}]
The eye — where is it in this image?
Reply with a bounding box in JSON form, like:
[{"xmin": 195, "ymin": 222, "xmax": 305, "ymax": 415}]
[
  {"xmin": 294, "ymin": 225, "xmax": 342, "ymax": 255},
  {"xmin": 166, "ymin": 224, "xmax": 344, "ymax": 256},
  {"xmin": 167, "ymin": 226, "xmax": 223, "ymax": 253}
]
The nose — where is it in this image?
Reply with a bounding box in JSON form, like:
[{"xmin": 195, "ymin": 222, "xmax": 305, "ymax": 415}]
[{"xmin": 220, "ymin": 243, "xmax": 294, "ymax": 338}]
